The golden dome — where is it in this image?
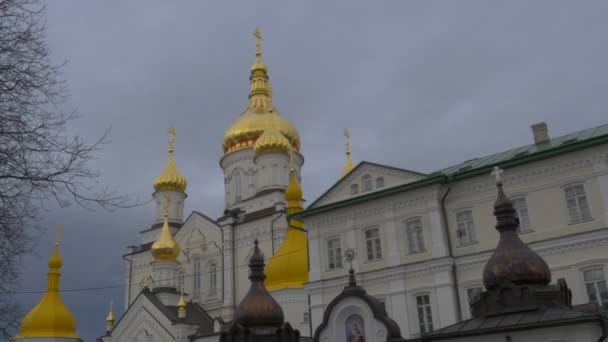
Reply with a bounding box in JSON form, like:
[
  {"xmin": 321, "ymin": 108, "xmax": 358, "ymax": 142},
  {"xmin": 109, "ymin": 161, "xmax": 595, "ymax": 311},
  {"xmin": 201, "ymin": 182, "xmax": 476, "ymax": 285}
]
[
  {"xmin": 15, "ymin": 229, "xmax": 78, "ymax": 340},
  {"xmin": 106, "ymin": 301, "xmax": 115, "ymax": 332},
  {"xmin": 154, "ymin": 127, "xmax": 187, "ymax": 193},
  {"xmin": 151, "ymin": 193, "xmax": 181, "ymax": 262},
  {"xmin": 222, "ymin": 28, "xmax": 300, "ymax": 155},
  {"xmin": 265, "ymin": 164, "xmax": 308, "ymax": 291},
  {"xmin": 253, "ymin": 127, "xmax": 291, "ymax": 156}
]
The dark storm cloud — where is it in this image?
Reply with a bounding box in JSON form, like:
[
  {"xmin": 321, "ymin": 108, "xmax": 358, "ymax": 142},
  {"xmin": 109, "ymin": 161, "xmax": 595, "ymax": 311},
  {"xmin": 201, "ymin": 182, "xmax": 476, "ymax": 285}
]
[{"xmin": 14, "ymin": 1, "xmax": 608, "ymax": 340}]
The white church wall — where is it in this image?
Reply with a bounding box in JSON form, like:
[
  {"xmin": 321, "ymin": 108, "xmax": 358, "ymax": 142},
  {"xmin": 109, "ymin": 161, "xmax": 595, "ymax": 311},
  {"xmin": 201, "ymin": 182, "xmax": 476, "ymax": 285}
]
[{"xmin": 439, "ymin": 322, "xmax": 602, "ymax": 342}]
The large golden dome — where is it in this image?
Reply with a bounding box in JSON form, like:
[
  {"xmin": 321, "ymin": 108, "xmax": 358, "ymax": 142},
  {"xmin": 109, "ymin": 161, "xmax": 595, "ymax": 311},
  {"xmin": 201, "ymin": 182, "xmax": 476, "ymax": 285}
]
[{"xmin": 222, "ymin": 29, "xmax": 300, "ymax": 155}]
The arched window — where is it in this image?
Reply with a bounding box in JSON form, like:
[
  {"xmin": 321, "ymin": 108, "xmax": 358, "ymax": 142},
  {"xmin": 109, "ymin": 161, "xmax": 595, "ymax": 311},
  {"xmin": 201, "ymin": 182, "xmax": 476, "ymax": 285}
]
[
  {"xmin": 233, "ymin": 171, "xmax": 242, "ymax": 201},
  {"xmin": 375, "ymin": 177, "xmax": 384, "ymax": 188},
  {"xmin": 193, "ymin": 257, "xmax": 201, "ymax": 298},
  {"xmin": 350, "ymin": 184, "xmax": 359, "ymax": 195},
  {"xmin": 405, "ymin": 218, "xmax": 425, "ymax": 254},
  {"xmin": 364, "ymin": 228, "xmax": 382, "ymax": 261},
  {"xmin": 208, "ymin": 262, "xmax": 217, "ymax": 298},
  {"xmin": 362, "ymin": 174, "xmax": 372, "ymax": 192}
]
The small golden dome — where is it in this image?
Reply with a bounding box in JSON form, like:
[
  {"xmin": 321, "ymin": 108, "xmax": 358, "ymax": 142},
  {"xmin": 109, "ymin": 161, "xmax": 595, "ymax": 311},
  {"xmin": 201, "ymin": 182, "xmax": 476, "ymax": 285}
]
[
  {"xmin": 106, "ymin": 301, "xmax": 114, "ymax": 332},
  {"xmin": 177, "ymin": 287, "xmax": 187, "ymax": 312},
  {"xmin": 222, "ymin": 28, "xmax": 300, "ymax": 155},
  {"xmin": 151, "ymin": 193, "xmax": 181, "ymax": 262},
  {"xmin": 265, "ymin": 163, "xmax": 308, "ymax": 291},
  {"xmin": 253, "ymin": 127, "xmax": 291, "ymax": 156},
  {"xmin": 154, "ymin": 127, "xmax": 187, "ymax": 193},
  {"xmin": 15, "ymin": 229, "xmax": 79, "ymax": 340}
]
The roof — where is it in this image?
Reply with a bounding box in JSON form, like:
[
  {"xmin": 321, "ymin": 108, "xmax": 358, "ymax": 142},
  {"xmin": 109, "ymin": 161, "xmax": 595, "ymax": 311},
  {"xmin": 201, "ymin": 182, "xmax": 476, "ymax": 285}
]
[
  {"xmin": 413, "ymin": 307, "xmax": 607, "ymax": 341},
  {"xmin": 297, "ymin": 123, "xmax": 608, "ymax": 218}
]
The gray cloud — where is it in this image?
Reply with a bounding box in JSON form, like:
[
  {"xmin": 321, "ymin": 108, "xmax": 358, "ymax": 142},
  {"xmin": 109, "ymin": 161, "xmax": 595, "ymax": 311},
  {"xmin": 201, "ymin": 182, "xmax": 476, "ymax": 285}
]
[{"xmin": 14, "ymin": 1, "xmax": 608, "ymax": 340}]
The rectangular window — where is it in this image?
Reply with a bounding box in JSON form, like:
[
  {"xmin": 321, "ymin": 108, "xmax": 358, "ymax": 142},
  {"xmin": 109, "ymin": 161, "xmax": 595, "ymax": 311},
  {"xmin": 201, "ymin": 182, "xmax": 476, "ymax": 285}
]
[
  {"xmin": 365, "ymin": 228, "xmax": 382, "ymax": 261},
  {"xmin": 455, "ymin": 210, "xmax": 477, "ymax": 246},
  {"xmin": 512, "ymin": 198, "xmax": 532, "ymax": 233},
  {"xmin": 327, "ymin": 238, "xmax": 343, "ymax": 270},
  {"xmin": 193, "ymin": 258, "xmax": 201, "ymax": 298},
  {"xmin": 584, "ymin": 268, "xmax": 608, "ymax": 310},
  {"xmin": 406, "ymin": 219, "xmax": 425, "ymax": 254},
  {"xmin": 416, "ymin": 294, "xmax": 433, "ymax": 333},
  {"xmin": 375, "ymin": 177, "xmax": 385, "ymax": 188},
  {"xmin": 362, "ymin": 175, "xmax": 372, "ymax": 192},
  {"xmin": 564, "ymin": 184, "xmax": 592, "ymax": 223}
]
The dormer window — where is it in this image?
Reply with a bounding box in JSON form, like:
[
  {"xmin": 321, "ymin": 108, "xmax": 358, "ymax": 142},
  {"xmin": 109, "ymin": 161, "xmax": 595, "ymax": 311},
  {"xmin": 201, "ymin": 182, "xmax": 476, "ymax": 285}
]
[{"xmin": 362, "ymin": 174, "xmax": 372, "ymax": 192}]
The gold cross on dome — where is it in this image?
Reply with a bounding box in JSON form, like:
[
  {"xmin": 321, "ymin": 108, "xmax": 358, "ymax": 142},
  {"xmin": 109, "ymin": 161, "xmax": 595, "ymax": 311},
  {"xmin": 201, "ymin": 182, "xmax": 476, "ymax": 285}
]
[
  {"xmin": 343, "ymin": 129, "xmax": 351, "ymax": 154},
  {"xmin": 168, "ymin": 127, "xmax": 176, "ymax": 153},
  {"xmin": 253, "ymin": 27, "xmax": 262, "ymax": 62},
  {"xmin": 54, "ymin": 225, "xmax": 62, "ymax": 246}
]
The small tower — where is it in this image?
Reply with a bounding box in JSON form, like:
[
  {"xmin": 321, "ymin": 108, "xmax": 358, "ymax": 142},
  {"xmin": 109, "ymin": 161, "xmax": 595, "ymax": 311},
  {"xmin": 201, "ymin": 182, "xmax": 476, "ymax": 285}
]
[
  {"xmin": 152, "ymin": 127, "xmax": 187, "ymax": 226},
  {"xmin": 13, "ymin": 227, "xmax": 80, "ymax": 341},
  {"xmin": 150, "ymin": 193, "xmax": 181, "ymax": 305}
]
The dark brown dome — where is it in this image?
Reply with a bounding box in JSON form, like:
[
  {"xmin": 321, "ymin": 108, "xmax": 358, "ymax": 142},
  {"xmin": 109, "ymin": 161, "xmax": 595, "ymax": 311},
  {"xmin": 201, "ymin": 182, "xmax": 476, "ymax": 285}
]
[
  {"xmin": 234, "ymin": 239, "xmax": 284, "ymax": 328},
  {"xmin": 483, "ymin": 182, "xmax": 551, "ymax": 290}
]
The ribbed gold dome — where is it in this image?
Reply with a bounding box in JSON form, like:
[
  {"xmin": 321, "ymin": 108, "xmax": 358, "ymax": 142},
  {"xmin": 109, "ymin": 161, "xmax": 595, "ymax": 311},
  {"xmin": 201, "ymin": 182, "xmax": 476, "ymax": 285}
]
[
  {"xmin": 253, "ymin": 127, "xmax": 292, "ymax": 156},
  {"xmin": 154, "ymin": 127, "xmax": 187, "ymax": 193},
  {"xmin": 222, "ymin": 28, "xmax": 300, "ymax": 155},
  {"xmin": 151, "ymin": 193, "xmax": 181, "ymax": 262},
  {"xmin": 15, "ymin": 231, "xmax": 78, "ymax": 340}
]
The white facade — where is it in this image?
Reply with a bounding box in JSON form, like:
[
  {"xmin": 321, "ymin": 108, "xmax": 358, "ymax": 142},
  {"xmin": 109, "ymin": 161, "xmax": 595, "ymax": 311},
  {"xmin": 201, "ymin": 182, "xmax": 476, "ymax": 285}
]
[{"xmin": 304, "ymin": 141, "xmax": 608, "ymax": 339}]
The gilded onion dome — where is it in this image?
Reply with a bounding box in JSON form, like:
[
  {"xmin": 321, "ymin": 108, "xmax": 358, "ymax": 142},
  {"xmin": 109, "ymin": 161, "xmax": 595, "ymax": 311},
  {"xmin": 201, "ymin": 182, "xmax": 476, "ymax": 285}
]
[
  {"xmin": 151, "ymin": 193, "xmax": 181, "ymax": 261},
  {"xmin": 222, "ymin": 28, "xmax": 300, "ymax": 155},
  {"xmin": 253, "ymin": 127, "xmax": 292, "ymax": 156},
  {"xmin": 153, "ymin": 127, "xmax": 187, "ymax": 193},
  {"xmin": 265, "ymin": 155, "xmax": 308, "ymax": 291},
  {"xmin": 15, "ymin": 228, "xmax": 78, "ymax": 340}
]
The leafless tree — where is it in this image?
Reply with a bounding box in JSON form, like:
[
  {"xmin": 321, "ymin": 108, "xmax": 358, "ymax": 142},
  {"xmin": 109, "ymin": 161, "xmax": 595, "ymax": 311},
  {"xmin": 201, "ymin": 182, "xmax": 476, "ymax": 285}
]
[{"xmin": 0, "ymin": 0, "xmax": 136, "ymax": 337}]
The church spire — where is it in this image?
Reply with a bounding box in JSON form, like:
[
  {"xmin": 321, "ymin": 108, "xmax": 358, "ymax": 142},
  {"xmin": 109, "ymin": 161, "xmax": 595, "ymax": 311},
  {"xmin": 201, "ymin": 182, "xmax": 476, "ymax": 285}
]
[
  {"xmin": 339, "ymin": 128, "xmax": 354, "ymax": 180},
  {"xmin": 106, "ymin": 301, "xmax": 114, "ymax": 333},
  {"xmin": 245, "ymin": 27, "xmax": 273, "ymax": 113},
  {"xmin": 14, "ymin": 227, "xmax": 79, "ymax": 340}
]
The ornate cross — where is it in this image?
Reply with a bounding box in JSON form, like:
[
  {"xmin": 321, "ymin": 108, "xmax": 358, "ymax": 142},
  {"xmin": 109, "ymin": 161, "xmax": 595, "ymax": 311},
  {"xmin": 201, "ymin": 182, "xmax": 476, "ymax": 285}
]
[
  {"xmin": 168, "ymin": 127, "xmax": 176, "ymax": 153},
  {"xmin": 343, "ymin": 128, "xmax": 351, "ymax": 154},
  {"xmin": 253, "ymin": 27, "xmax": 262, "ymax": 62},
  {"xmin": 491, "ymin": 166, "xmax": 504, "ymax": 183},
  {"xmin": 344, "ymin": 248, "xmax": 356, "ymax": 270},
  {"xmin": 54, "ymin": 225, "xmax": 62, "ymax": 246}
]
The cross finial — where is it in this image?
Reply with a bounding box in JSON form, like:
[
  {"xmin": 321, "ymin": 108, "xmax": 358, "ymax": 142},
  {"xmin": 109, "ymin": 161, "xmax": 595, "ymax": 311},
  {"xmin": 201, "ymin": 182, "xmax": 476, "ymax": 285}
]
[
  {"xmin": 343, "ymin": 129, "xmax": 351, "ymax": 155},
  {"xmin": 491, "ymin": 166, "xmax": 504, "ymax": 184},
  {"xmin": 142, "ymin": 270, "xmax": 151, "ymax": 289},
  {"xmin": 54, "ymin": 225, "xmax": 62, "ymax": 246},
  {"xmin": 253, "ymin": 27, "xmax": 262, "ymax": 63},
  {"xmin": 344, "ymin": 248, "xmax": 357, "ymax": 286},
  {"xmin": 163, "ymin": 192, "xmax": 169, "ymax": 219},
  {"xmin": 168, "ymin": 127, "xmax": 176, "ymax": 154}
]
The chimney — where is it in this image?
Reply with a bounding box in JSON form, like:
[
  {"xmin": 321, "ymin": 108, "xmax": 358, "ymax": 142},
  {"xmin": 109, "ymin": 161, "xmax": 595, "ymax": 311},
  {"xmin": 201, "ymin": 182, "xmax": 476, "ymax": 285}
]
[{"xmin": 531, "ymin": 122, "xmax": 550, "ymax": 145}]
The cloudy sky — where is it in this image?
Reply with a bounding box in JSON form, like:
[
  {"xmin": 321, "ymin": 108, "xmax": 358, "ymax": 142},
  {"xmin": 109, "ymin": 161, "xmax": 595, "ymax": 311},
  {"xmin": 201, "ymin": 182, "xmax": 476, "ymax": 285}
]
[{"xmin": 13, "ymin": 1, "xmax": 608, "ymax": 340}]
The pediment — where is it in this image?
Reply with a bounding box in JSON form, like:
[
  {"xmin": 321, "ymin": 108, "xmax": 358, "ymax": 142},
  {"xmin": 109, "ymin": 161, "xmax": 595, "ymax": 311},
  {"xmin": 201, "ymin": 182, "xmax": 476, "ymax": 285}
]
[
  {"xmin": 309, "ymin": 162, "xmax": 427, "ymax": 209},
  {"xmin": 174, "ymin": 211, "xmax": 222, "ymax": 258},
  {"xmin": 110, "ymin": 291, "xmax": 176, "ymax": 341}
]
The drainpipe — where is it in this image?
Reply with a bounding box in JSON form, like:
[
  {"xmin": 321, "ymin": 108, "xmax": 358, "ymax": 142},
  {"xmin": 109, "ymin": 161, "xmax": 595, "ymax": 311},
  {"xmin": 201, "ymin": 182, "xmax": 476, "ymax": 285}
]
[{"xmin": 439, "ymin": 178, "xmax": 463, "ymax": 322}]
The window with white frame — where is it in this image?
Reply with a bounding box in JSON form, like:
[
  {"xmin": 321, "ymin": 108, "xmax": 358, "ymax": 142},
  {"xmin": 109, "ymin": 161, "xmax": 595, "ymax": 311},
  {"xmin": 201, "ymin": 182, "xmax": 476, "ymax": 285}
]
[
  {"xmin": 512, "ymin": 197, "xmax": 532, "ymax": 233},
  {"xmin": 405, "ymin": 218, "xmax": 425, "ymax": 254},
  {"xmin": 376, "ymin": 177, "xmax": 385, "ymax": 188},
  {"xmin": 350, "ymin": 184, "xmax": 359, "ymax": 195},
  {"xmin": 584, "ymin": 267, "xmax": 608, "ymax": 310},
  {"xmin": 416, "ymin": 294, "xmax": 433, "ymax": 333},
  {"xmin": 208, "ymin": 262, "xmax": 217, "ymax": 298},
  {"xmin": 564, "ymin": 184, "xmax": 592, "ymax": 223},
  {"xmin": 178, "ymin": 270, "xmax": 185, "ymax": 292},
  {"xmin": 455, "ymin": 210, "xmax": 477, "ymax": 246},
  {"xmin": 362, "ymin": 174, "xmax": 372, "ymax": 192},
  {"xmin": 193, "ymin": 257, "xmax": 201, "ymax": 298},
  {"xmin": 364, "ymin": 228, "xmax": 383, "ymax": 261},
  {"xmin": 327, "ymin": 237, "xmax": 343, "ymax": 270}
]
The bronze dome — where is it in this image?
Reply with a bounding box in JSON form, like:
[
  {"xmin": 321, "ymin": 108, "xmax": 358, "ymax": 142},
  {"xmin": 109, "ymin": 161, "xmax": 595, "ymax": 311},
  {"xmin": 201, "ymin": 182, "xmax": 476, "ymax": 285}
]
[
  {"xmin": 483, "ymin": 181, "xmax": 551, "ymax": 290},
  {"xmin": 234, "ymin": 240, "xmax": 285, "ymax": 328}
]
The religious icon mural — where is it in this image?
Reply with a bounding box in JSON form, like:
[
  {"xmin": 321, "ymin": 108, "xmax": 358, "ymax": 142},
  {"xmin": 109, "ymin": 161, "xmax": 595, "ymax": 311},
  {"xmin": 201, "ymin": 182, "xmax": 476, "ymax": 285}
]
[{"xmin": 345, "ymin": 314, "xmax": 365, "ymax": 342}]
